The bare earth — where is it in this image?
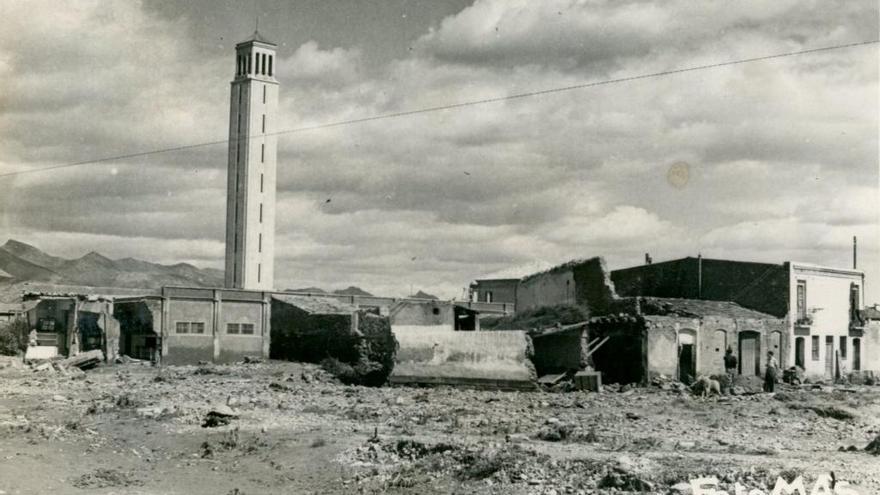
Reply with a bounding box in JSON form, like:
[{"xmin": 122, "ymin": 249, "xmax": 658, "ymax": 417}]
[{"xmin": 1, "ymin": 360, "xmax": 879, "ymax": 495}]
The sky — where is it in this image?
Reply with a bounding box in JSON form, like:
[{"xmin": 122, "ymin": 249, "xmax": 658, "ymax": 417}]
[{"xmin": 0, "ymin": 0, "xmax": 877, "ymax": 300}]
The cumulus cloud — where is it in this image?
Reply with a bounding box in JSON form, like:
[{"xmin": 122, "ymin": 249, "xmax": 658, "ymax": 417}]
[{"xmin": 0, "ymin": 0, "xmax": 877, "ymax": 299}]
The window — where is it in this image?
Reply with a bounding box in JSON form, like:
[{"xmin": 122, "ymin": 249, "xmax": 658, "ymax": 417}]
[
  {"xmin": 228, "ymin": 322, "xmax": 255, "ymax": 335},
  {"xmin": 840, "ymin": 336, "xmax": 847, "ymax": 359},
  {"xmin": 260, "ymin": 173, "xmax": 264, "ymax": 192},
  {"xmin": 259, "ymin": 203, "xmax": 263, "ymax": 223},
  {"xmin": 262, "ymin": 85, "xmax": 266, "ymax": 104},
  {"xmin": 850, "ymin": 283, "xmax": 860, "ymax": 323},
  {"xmin": 796, "ymin": 280, "xmax": 807, "ymax": 320},
  {"xmin": 258, "ymin": 233, "xmax": 262, "ymax": 252},
  {"xmin": 262, "ymin": 114, "xmax": 266, "ymax": 133},
  {"xmin": 811, "ymin": 335, "xmax": 820, "ymax": 361},
  {"xmin": 485, "ymin": 291, "xmax": 493, "ymax": 303},
  {"xmin": 268, "ymin": 55, "xmax": 273, "ymax": 76},
  {"xmin": 258, "ymin": 263, "xmax": 261, "ymax": 282},
  {"xmin": 432, "ymin": 307, "xmax": 440, "ymax": 315},
  {"xmin": 261, "ymin": 143, "xmax": 264, "ymax": 163},
  {"xmin": 39, "ymin": 318, "xmax": 56, "ymax": 331},
  {"xmin": 176, "ymin": 321, "xmax": 205, "ymax": 334},
  {"xmin": 247, "ymin": 53, "xmax": 252, "ymax": 74},
  {"xmin": 261, "ymin": 53, "xmax": 267, "ymax": 75}
]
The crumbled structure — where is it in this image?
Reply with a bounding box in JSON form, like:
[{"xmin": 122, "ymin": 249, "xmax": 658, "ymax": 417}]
[
  {"xmin": 270, "ymin": 294, "xmax": 396, "ymax": 386},
  {"xmin": 501, "ymin": 257, "xmax": 785, "ymax": 385},
  {"xmin": 591, "ymin": 297, "xmax": 785, "ymax": 384},
  {"xmin": 21, "ymin": 285, "xmax": 132, "ymax": 362}
]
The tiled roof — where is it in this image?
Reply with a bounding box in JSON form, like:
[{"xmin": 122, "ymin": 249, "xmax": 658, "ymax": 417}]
[{"xmin": 639, "ymin": 297, "xmax": 778, "ymax": 320}]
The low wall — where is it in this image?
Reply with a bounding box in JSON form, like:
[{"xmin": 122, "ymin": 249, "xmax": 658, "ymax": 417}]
[{"xmin": 391, "ymin": 327, "xmax": 536, "ymax": 389}]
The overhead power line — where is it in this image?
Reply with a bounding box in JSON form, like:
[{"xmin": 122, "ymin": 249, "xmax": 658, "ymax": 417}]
[{"xmin": 1, "ymin": 39, "xmax": 876, "ymax": 180}]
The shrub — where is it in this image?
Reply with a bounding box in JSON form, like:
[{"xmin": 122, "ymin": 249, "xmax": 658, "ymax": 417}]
[{"xmin": 0, "ymin": 318, "xmax": 28, "ymax": 356}]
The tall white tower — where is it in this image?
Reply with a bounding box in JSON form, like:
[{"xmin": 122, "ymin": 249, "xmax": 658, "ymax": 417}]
[{"xmin": 224, "ymin": 31, "xmax": 278, "ymax": 290}]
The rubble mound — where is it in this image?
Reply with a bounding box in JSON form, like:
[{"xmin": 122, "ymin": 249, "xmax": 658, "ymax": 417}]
[{"xmin": 72, "ymin": 469, "xmax": 143, "ymax": 489}]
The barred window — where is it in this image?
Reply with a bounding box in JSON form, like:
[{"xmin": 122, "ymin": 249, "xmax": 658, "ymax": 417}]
[
  {"xmin": 241, "ymin": 323, "xmax": 255, "ymax": 335},
  {"xmin": 176, "ymin": 321, "xmax": 206, "ymax": 334},
  {"xmin": 227, "ymin": 323, "xmax": 240, "ymax": 335}
]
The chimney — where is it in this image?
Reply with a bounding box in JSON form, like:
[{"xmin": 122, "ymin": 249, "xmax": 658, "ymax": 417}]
[
  {"xmin": 853, "ymin": 236, "xmax": 857, "ymax": 270},
  {"xmin": 645, "ymin": 253, "xmax": 652, "ymax": 265}
]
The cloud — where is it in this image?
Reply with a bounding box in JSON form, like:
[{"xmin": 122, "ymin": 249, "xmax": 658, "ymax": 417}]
[{"xmin": 0, "ymin": 0, "xmax": 877, "ymax": 300}]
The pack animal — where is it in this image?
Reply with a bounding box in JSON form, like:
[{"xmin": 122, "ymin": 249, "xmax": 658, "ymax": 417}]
[{"xmin": 691, "ymin": 375, "xmax": 721, "ymax": 397}]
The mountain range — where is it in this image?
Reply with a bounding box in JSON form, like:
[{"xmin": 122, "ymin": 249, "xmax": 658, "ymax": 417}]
[{"xmin": 0, "ymin": 239, "xmax": 224, "ymax": 301}]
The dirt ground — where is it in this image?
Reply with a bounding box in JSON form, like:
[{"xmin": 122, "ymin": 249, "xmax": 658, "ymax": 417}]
[{"xmin": 1, "ymin": 360, "xmax": 879, "ymax": 495}]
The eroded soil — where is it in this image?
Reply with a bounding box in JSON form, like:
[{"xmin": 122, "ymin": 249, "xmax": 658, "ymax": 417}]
[{"xmin": 1, "ymin": 360, "xmax": 879, "ymax": 494}]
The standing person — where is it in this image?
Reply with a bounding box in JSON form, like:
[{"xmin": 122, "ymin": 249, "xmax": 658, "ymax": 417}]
[
  {"xmin": 764, "ymin": 351, "xmax": 779, "ymax": 393},
  {"xmin": 724, "ymin": 347, "xmax": 738, "ymax": 388}
]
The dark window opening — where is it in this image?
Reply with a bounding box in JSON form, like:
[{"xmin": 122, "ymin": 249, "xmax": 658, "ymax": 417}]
[
  {"xmin": 259, "ymin": 233, "xmax": 262, "ymax": 252},
  {"xmin": 262, "ymin": 114, "xmax": 266, "ymax": 133},
  {"xmin": 432, "ymin": 307, "xmax": 440, "ymax": 315},
  {"xmin": 260, "ymin": 174, "xmax": 264, "ymax": 192},
  {"xmin": 268, "ymin": 55, "xmax": 273, "ymax": 76},
  {"xmin": 262, "ymin": 85, "xmax": 266, "ymax": 104},
  {"xmin": 258, "ymin": 263, "xmax": 261, "ymax": 283},
  {"xmin": 247, "ymin": 53, "xmax": 252, "ymax": 74},
  {"xmin": 261, "ymin": 53, "xmax": 267, "ymax": 75},
  {"xmin": 259, "ymin": 203, "xmax": 263, "ymax": 223},
  {"xmin": 811, "ymin": 335, "xmax": 820, "ymax": 361},
  {"xmin": 796, "ymin": 280, "xmax": 807, "ymax": 320},
  {"xmin": 840, "ymin": 336, "xmax": 847, "ymax": 359},
  {"xmin": 261, "ymin": 143, "xmax": 264, "ymax": 162}
]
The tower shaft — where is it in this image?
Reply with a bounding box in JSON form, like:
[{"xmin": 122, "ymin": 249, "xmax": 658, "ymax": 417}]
[{"xmin": 224, "ymin": 33, "xmax": 278, "ymax": 290}]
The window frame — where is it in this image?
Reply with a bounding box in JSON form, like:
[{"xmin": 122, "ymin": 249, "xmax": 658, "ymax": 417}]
[{"xmin": 811, "ymin": 335, "xmax": 820, "ymax": 361}]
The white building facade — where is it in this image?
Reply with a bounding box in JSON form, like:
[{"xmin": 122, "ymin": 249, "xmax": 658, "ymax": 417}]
[
  {"xmin": 789, "ymin": 262, "xmax": 865, "ymax": 379},
  {"xmin": 224, "ymin": 31, "xmax": 278, "ymax": 290}
]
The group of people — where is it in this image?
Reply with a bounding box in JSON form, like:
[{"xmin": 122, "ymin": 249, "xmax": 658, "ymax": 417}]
[{"xmin": 723, "ymin": 346, "xmax": 779, "ymax": 392}]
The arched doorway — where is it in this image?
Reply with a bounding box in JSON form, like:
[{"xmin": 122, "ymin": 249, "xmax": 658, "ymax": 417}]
[
  {"xmin": 739, "ymin": 331, "xmax": 761, "ymax": 376},
  {"xmin": 678, "ymin": 329, "xmax": 697, "ymax": 383}
]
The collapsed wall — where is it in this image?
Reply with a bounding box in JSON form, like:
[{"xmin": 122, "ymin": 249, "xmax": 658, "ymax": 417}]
[
  {"xmin": 270, "ymin": 296, "xmax": 397, "ymax": 386},
  {"xmin": 391, "ymin": 327, "xmax": 537, "ymax": 390}
]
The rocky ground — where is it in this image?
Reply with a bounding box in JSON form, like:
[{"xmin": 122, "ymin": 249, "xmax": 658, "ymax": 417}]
[{"xmin": 1, "ymin": 358, "xmax": 879, "ymax": 495}]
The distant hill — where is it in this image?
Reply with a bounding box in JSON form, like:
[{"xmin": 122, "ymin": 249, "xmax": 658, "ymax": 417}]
[
  {"xmin": 0, "ymin": 239, "xmax": 224, "ymax": 301},
  {"xmin": 409, "ymin": 290, "xmax": 438, "ymax": 300},
  {"xmin": 286, "ymin": 287, "xmax": 327, "ymax": 294},
  {"xmin": 333, "ymin": 286, "xmax": 373, "ymax": 297}
]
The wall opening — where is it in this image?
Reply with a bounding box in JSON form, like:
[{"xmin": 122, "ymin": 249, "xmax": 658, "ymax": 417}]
[
  {"xmin": 739, "ymin": 331, "xmax": 761, "ymax": 376},
  {"xmin": 795, "ymin": 336, "xmax": 805, "ymax": 369},
  {"xmin": 678, "ymin": 329, "xmax": 697, "ymax": 382},
  {"xmin": 853, "ymin": 338, "xmax": 861, "ymax": 371}
]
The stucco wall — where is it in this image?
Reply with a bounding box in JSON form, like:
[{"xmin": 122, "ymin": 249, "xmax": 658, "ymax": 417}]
[
  {"xmin": 392, "ymin": 327, "xmax": 535, "ymax": 382},
  {"xmin": 644, "ymin": 317, "xmax": 684, "ymax": 379},
  {"xmin": 473, "ymin": 279, "xmax": 518, "ymax": 305},
  {"xmin": 217, "ymin": 300, "xmax": 264, "ymax": 363},
  {"xmin": 165, "ymin": 299, "xmax": 214, "ymax": 365},
  {"xmin": 863, "ymin": 322, "xmax": 880, "ymax": 373},
  {"xmin": 517, "ymin": 269, "xmax": 576, "ymax": 312},
  {"xmin": 390, "ymin": 301, "xmax": 454, "ymax": 329},
  {"xmin": 790, "ymin": 265, "xmax": 864, "ymax": 379}
]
